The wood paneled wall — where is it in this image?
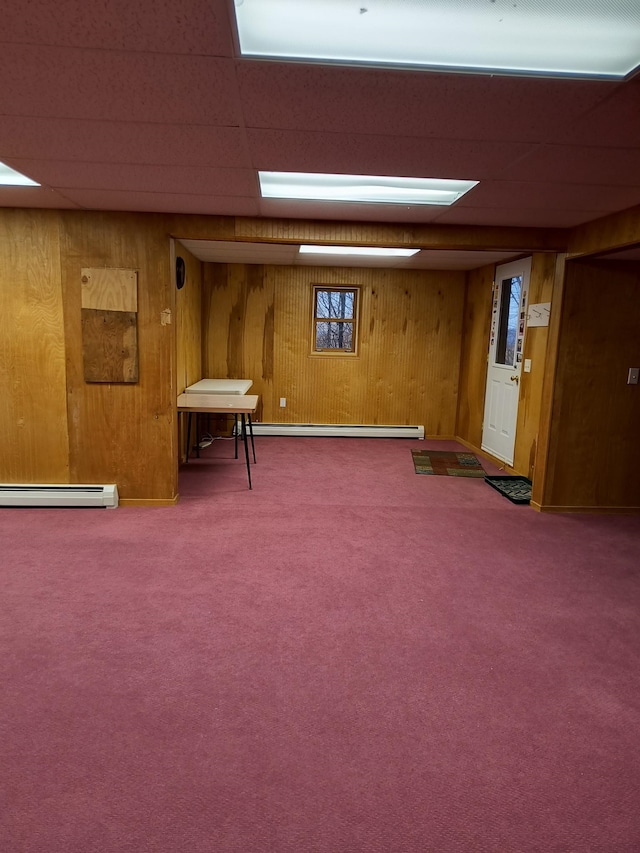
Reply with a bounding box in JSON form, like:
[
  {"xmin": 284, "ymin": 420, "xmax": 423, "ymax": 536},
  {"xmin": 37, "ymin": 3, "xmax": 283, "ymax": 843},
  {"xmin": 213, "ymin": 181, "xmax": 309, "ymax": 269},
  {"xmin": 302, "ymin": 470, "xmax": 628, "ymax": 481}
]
[
  {"xmin": 512, "ymin": 253, "xmax": 557, "ymax": 479},
  {"xmin": 541, "ymin": 260, "xmax": 640, "ymax": 510},
  {"xmin": 175, "ymin": 241, "xmax": 203, "ymax": 394},
  {"xmin": 203, "ymin": 263, "xmax": 465, "ymax": 433},
  {"xmin": 59, "ymin": 212, "xmax": 176, "ymax": 503},
  {"xmin": 456, "ymin": 264, "xmax": 493, "ymax": 450},
  {"xmin": 0, "ymin": 209, "xmax": 70, "ymax": 482}
]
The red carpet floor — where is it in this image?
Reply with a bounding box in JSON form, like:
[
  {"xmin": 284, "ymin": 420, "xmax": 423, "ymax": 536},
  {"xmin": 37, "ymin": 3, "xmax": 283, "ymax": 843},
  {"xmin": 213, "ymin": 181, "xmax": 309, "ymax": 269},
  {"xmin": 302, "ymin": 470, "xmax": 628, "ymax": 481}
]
[{"xmin": 1, "ymin": 438, "xmax": 640, "ymax": 852}]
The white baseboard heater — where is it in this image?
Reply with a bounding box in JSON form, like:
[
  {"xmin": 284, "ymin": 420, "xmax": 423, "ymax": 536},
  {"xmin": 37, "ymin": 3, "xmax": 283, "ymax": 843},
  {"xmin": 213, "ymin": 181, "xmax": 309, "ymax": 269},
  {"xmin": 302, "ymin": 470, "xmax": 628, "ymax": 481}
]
[
  {"xmin": 0, "ymin": 484, "xmax": 119, "ymax": 509},
  {"xmin": 250, "ymin": 423, "xmax": 424, "ymax": 439}
]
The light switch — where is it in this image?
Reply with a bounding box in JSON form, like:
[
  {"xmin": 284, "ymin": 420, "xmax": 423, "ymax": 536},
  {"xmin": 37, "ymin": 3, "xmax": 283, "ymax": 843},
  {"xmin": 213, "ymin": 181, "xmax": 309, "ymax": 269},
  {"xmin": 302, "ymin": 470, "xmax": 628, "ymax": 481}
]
[
  {"xmin": 524, "ymin": 359, "xmax": 532, "ymax": 373},
  {"xmin": 628, "ymin": 368, "xmax": 639, "ymax": 385}
]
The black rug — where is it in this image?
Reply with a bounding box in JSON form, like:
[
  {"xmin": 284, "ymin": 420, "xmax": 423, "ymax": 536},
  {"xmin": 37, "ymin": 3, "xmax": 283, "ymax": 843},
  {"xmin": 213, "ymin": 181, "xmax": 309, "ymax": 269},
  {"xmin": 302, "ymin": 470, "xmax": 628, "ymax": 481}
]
[{"xmin": 484, "ymin": 475, "xmax": 532, "ymax": 504}]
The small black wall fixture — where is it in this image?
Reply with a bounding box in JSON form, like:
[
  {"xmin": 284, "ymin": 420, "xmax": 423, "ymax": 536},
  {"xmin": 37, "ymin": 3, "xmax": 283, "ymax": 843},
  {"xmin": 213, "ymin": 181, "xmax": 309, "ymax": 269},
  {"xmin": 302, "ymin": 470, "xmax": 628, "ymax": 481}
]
[{"xmin": 176, "ymin": 256, "xmax": 186, "ymax": 290}]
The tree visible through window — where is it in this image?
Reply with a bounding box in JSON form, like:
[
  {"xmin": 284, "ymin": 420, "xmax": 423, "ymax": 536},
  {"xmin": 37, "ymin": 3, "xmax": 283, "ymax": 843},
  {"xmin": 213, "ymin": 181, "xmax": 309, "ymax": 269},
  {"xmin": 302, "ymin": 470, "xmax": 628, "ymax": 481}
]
[{"xmin": 313, "ymin": 286, "xmax": 358, "ymax": 353}]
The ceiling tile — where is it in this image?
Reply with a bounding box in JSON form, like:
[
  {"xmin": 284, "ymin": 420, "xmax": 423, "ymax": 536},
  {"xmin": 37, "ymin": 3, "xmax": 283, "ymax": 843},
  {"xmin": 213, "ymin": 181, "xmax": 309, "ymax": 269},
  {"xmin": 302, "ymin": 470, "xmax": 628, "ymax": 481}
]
[
  {"xmin": 553, "ymin": 77, "xmax": 640, "ymax": 147},
  {"xmin": 433, "ymin": 205, "xmax": 606, "ymax": 229},
  {"xmin": 6, "ymin": 160, "xmax": 258, "ymax": 197},
  {"xmin": 246, "ymin": 129, "xmax": 535, "ymax": 180},
  {"xmin": 0, "ymin": 45, "xmax": 241, "ymax": 125},
  {"xmin": 0, "ymin": 118, "xmax": 250, "ymax": 168},
  {"xmin": 238, "ymin": 62, "xmax": 613, "ymax": 141},
  {"xmin": 60, "ymin": 189, "xmax": 260, "ymax": 216},
  {"xmin": 501, "ymin": 144, "xmax": 640, "ymax": 186},
  {"xmin": 0, "ymin": 186, "xmax": 80, "ymax": 209},
  {"xmin": 2, "ymin": 0, "xmax": 234, "ymax": 56},
  {"xmin": 455, "ymin": 181, "xmax": 640, "ymax": 213}
]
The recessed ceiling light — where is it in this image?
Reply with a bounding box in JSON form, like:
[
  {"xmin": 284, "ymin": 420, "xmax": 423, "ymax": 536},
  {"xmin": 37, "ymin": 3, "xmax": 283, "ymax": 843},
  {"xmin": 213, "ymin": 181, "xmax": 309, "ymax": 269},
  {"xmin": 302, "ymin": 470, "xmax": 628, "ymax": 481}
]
[
  {"xmin": 300, "ymin": 245, "xmax": 419, "ymax": 257},
  {"xmin": 0, "ymin": 161, "xmax": 40, "ymax": 186},
  {"xmin": 259, "ymin": 172, "xmax": 478, "ymax": 205},
  {"xmin": 235, "ymin": 0, "xmax": 640, "ymax": 79}
]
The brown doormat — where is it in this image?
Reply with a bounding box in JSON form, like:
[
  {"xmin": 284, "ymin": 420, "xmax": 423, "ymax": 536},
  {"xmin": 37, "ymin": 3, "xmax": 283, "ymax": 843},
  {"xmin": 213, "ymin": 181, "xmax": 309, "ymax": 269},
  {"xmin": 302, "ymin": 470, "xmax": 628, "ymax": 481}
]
[{"xmin": 412, "ymin": 449, "xmax": 485, "ymax": 477}]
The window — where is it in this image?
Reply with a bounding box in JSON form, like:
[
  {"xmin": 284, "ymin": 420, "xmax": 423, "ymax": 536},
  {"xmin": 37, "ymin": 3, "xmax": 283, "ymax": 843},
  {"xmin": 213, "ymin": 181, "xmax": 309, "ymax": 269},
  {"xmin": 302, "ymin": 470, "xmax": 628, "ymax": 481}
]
[
  {"xmin": 495, "ymin": 275, "xmax": 522, "ymax": 367},
  {"xmin": 312, "ymin": 286, "xmax": 359, "ymax": 354}
]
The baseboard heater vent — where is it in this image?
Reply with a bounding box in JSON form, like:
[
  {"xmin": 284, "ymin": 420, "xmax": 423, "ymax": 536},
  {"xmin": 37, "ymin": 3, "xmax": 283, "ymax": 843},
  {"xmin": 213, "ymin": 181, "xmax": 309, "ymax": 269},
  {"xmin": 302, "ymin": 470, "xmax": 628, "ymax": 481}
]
[
  {"xmin": 250, "ymin": 423, "xmax": 425, "ymax": 439},
  {"xmin": 0, "ymin": 484, "xmax": 119, "ymax": 509}
]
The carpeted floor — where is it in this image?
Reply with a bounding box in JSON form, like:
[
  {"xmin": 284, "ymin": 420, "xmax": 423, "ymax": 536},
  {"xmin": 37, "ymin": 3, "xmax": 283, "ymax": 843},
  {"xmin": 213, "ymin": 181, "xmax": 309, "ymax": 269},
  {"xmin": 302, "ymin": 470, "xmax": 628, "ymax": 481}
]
[{"xmin": 1, "ymin": 438, "xmax": 640, "ymax": 853}]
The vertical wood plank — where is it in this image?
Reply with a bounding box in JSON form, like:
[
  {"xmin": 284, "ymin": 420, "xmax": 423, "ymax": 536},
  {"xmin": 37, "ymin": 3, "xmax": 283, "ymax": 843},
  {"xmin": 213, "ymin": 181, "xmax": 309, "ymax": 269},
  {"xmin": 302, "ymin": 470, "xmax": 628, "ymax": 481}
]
[{"xmin": 0, "ymin": 209, "xmax": 70, "ymax": 482}]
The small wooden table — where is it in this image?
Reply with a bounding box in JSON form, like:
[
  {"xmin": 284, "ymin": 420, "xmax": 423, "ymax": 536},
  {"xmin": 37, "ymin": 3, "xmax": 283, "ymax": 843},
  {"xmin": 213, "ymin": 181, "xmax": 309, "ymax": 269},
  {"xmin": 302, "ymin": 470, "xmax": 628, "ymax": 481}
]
[{"xmin": 177, "ymin": 393, "xmax": 259, "ymax": 489}]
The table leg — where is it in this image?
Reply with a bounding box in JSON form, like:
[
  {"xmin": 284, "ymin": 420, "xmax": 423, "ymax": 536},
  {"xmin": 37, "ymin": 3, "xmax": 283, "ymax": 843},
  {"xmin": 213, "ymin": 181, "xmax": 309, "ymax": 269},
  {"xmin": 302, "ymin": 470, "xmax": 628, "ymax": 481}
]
[
  {"xmin": 185, "ymin": 411, "xmax": 192, "ymax": 463},
  {"xmin": 248, "ymin": 414, "xmax": 256, "ymax": 463},
  {"xmin": 241, "ymin": 414, "xmax": 252, "ymax": 489},
  {"xmin": 234, "ymin": 415, "xmax": 238, "ymax": 459}
]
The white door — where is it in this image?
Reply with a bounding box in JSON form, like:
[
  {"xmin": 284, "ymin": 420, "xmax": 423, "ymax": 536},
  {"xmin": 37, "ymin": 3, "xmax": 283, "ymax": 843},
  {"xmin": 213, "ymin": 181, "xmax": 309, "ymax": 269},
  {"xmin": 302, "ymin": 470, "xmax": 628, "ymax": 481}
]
[{"xmin": 481, "ymin": 257, "xmax": 531, "ymax": 465}]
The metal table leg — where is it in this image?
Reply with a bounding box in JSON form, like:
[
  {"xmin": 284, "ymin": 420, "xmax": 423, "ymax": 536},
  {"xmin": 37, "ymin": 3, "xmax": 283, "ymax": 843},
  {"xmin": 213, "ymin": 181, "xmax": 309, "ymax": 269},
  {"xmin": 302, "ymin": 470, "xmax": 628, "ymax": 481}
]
[
  {"xmin": 248, "ymin": 414, "xmax": 256, "ymax": 463},
  {"xmin": 241, "ymin": 413, "xmax": 252, "ymax": 489},
  {"xmin": 185, "ymin": 411, "xmax": 192, "ymax": 462}
]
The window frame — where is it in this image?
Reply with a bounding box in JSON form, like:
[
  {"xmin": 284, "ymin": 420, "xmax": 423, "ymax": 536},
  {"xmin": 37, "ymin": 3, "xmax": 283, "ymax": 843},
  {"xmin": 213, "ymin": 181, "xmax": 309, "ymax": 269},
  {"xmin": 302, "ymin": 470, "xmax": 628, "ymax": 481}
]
[{"xmin": 310, "ymin": 284, "xmax": 360, "ymax": 357}]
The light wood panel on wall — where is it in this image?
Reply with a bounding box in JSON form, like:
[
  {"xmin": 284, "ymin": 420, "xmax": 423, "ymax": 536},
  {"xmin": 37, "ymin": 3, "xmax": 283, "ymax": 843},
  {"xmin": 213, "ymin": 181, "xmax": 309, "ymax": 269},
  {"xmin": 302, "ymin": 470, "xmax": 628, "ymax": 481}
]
[
  {"xmin": 456, "ymin": 264, "xmax": 494, "ymax": 450},
  {"xmin": 202, "ymin": 263, "xmax": 274, "ymax": 422},
  {"xmin": 542, "ymin": 259, "xmax": 640, "ymax": 510},
  {"xmin": 512, "ymin": 253, "xmax": 556, "ymax": 479},
  {"xmin": 175, "ymin": 242, "xmax": 203, "ymax": 394},
  {"xmin": 0, "ymin": 209, "xmax": 70, "ymax": 483},
  {"xmin": 203, "ymin": 262, "xmax": 465, "ymax": 432}
]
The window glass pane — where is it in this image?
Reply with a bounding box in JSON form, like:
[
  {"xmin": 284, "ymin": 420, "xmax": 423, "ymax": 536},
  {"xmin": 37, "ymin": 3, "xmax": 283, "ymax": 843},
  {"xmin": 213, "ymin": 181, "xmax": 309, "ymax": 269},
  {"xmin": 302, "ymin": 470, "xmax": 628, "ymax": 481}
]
[
  {"xmin": 342, "ymin": 291, "xmax": 354, "ymax": 319},
  {"xmin": 496, "ymin": 275, "xmax": 522, "ymax": 366},
  {"xmin": 316, "ymin": 289, "xmax": 355, "ymax": 319},
  {"xmin": 316, "ymin": 290, "xmax": 331, "ymax": 319},
  {"xmin": 315, "ymin": 321, "xmax": 353, "ymax": 350}
]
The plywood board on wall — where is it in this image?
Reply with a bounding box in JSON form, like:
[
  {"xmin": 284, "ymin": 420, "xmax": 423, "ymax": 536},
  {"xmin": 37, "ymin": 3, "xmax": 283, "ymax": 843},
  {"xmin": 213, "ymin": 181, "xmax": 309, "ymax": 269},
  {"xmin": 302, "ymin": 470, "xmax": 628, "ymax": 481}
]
[
  {"xmin": 81, "ymin": 308, "xmax": 138, "ymax": 383},
  {"xmin": 80, "ymin": 266, "xmax": 139, "ymax": 383},
  {"xmin": 81, "ymin": 267, "xmax": 138, "ymax": 312}
]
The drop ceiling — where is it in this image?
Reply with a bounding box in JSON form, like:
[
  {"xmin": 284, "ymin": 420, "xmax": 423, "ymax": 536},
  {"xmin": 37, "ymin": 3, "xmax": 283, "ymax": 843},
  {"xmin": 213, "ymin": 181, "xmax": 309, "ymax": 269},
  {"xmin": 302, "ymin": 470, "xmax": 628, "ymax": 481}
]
[{"xmin": 1, "ymin": 0, "xmax": 640, "ymax": 269}]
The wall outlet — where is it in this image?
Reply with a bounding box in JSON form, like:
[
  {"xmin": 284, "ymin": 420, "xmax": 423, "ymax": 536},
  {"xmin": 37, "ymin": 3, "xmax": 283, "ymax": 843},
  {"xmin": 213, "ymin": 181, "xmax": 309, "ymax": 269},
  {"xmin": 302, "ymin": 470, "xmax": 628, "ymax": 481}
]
[
  {"xmin": 280, "ymin": 397, "xmax": 286, "ymax": 407},
  {"xmin": 628, "ymin": 368, "xmax": 639, "ymax": 385}
]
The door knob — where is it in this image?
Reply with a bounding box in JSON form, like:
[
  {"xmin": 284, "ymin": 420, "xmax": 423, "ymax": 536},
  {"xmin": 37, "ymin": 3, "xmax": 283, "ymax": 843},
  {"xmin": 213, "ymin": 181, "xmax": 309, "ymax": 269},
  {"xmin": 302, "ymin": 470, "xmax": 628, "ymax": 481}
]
[{"xmin": 510, "ymin": 375, "xmax": 519, "ymax": 384}]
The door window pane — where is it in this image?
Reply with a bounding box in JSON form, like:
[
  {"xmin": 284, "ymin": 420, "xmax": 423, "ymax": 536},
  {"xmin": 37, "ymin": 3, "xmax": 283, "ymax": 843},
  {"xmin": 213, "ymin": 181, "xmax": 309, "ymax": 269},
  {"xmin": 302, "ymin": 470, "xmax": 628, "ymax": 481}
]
[{"xmin": 496, "ymin": 275, "xmax": 522, "ymax": 366}]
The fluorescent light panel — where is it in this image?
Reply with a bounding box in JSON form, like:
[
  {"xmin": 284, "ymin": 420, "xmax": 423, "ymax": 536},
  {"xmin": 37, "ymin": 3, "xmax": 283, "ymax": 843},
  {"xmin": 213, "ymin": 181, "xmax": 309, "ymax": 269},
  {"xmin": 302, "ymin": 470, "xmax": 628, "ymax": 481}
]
[
  {"xmin": 234, "ymin": 0, "xmax": 640, "ymax": 79},
  {"xmin": 259, "ymin": 172, "xmax": 478, "ymax": 206},
  {"xmin": 0, "ymin": 161, "xmax": 40, "ymax": 186},
  {"xmin": 300, "ymin": 245, "xmax": 419, "ymax": 257}
]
